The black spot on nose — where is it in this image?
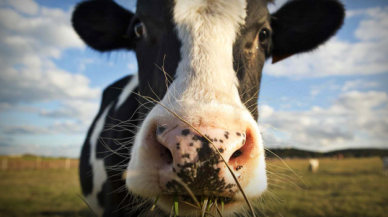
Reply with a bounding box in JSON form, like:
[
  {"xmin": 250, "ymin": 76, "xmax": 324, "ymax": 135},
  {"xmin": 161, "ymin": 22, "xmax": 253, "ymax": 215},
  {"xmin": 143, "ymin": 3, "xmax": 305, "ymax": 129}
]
[
  {"xmin": 182, "ymin": 129, "xmax": 190, "ymax": 136},
  {"xmin": 156, "ymin": 126, "xmax": 166, "ymax": 135},
  {"xmin": 192, "ymin": 135, "xmax": 200, "ymax": 141}
]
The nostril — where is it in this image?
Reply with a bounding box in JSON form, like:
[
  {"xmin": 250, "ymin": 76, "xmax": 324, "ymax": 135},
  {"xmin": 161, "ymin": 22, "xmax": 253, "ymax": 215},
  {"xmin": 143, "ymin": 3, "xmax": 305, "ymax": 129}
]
[
  {"xmin": 155, "ymin": 125, "xmax": 173, "ymax": 164},
  {"xmin": 230, "ymin": 149, "xmax": 243, "ymax": 160},
  {"xmin": 163, "ymin": 146, "xmax": 173, "ymax": 164},
  {"xmin": 228, "ymin": 130, "xmax": 252, "ymax": 166}
]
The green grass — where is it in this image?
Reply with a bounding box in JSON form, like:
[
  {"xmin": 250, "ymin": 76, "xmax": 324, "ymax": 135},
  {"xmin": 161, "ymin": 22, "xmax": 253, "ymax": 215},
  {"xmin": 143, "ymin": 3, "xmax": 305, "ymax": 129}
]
[
  {"xmin": 0, "ymin": 169, "xmax": 93, "ymax": 217},
  {"xmin": 0, "ymin": 157, "xmax": 387, "ymax": 216},
  {"xmin": 262, "ymin": 157, "xmax": 388, "ymax": 217}
]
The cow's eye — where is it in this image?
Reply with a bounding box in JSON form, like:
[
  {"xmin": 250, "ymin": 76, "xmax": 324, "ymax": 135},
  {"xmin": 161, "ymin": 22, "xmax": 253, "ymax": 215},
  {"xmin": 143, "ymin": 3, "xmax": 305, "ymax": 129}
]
[
  {"xmin": 134, "ymin": 22, "xmax": 145, "ymax": 38},
  {"xmin": 259, "ymin": 29, "xmax": 270, "ymax": 43}
]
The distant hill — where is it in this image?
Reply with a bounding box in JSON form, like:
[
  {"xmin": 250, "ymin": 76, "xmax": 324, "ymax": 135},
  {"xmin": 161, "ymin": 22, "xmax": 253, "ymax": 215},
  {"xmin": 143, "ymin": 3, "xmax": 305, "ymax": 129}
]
[{"xmin": 266, "ymin": 148, "xmax": 388, "ymax": 159}]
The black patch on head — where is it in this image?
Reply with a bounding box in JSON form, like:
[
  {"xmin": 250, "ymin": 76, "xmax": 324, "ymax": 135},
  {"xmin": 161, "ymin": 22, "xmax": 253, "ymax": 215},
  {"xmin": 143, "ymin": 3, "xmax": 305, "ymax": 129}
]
[
  {"xmin": 224, "ymin": 134, "xmax": 229, "ymax": 139},
  {"xmin": 181, "ymin": 129, "xmax": 190, "ymax": 136},
  {"xmin": 156, "ymin": 126, "xmax": 166, "ymax": 135},
  {"xmin": 72, "ymin": 0, "xmax": 134, "ymax": 52},
  {"xmin": 271, "ymin": 0, "xmax": 345, "ymax": 56}
]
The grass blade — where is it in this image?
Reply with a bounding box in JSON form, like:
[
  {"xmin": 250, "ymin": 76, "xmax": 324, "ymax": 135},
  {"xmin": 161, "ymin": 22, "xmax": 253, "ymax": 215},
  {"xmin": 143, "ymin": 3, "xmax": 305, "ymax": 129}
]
[
  {"xmin": 173, "ymin": 195, "xmax": 179, "ymax": 216},
  {"xmin": 150, "ymin": 195, "xmax": 160, "ymax": 211},
  {"xmin": 201, "ymin": 197, "xmax": 209, "ymax": 217},
  {"xmin": 221, "ymin": 197, "xmax": 224, "ymax": 215}
]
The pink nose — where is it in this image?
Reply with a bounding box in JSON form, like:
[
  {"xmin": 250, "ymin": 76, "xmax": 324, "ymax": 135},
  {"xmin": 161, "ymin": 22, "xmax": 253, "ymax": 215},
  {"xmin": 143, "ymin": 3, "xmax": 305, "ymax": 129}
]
[{"xmin": 155, "ymin": 125, "xmax": 250, "ymax": 196}]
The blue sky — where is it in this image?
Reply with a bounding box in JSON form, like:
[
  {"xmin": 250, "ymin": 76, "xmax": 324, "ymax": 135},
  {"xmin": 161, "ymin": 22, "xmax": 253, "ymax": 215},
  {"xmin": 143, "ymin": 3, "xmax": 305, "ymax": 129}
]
[{"xmin": 0, "ymin": 0, "xmax": 387, "ymax": 157}]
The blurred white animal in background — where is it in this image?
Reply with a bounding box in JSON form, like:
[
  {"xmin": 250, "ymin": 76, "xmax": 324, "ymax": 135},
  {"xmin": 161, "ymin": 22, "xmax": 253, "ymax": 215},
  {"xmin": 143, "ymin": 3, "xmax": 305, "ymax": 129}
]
[{"xmin": 309, "ymin": 159, "xmax": 319, "ymax": 173}]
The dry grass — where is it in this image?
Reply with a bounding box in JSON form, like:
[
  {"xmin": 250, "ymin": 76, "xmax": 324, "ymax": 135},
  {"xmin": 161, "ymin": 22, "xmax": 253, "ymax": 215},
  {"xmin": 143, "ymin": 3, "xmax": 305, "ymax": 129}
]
[{"xmin": 0, "ymin": 157, "xmax": 387, "ymax": 216}]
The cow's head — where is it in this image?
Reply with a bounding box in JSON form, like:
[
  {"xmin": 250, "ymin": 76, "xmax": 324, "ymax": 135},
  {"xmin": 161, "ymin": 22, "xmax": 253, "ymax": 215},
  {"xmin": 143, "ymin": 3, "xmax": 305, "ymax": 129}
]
[{"xmin": 73, "ymin": 0, "xmax": 344, "ymax": 215}]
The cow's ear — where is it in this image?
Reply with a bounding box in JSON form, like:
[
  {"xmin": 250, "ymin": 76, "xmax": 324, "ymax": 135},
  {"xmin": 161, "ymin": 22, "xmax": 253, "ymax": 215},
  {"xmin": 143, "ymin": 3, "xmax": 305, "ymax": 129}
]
[
  {"xmin": 72, "ymin": 0, "xmax": 135, "ymax": 52},
  {"xmin": 270, "ymin": 0, "xmax": 345, "ymax": 63}
]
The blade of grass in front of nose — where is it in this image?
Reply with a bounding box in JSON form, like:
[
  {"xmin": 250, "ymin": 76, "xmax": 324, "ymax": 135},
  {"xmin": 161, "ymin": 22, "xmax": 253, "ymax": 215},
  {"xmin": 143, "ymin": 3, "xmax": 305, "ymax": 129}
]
[
  {"xmin": 207, "ymin": 198, "xmax": 212, "ymax": 213},
  {"xmin": 150, "ymin": 195, "xmax": 160, "ymax": 211},
  {"xmin": 173, "ymin": 195, "xmax": 179, "ymax": 216},
  {"xmin": 221, "ymin": 197, "xmax": 224, "ymax": 215},
  {"xmin": 201, "ymin": 197, "xmax": 209, "ymax": 217}
]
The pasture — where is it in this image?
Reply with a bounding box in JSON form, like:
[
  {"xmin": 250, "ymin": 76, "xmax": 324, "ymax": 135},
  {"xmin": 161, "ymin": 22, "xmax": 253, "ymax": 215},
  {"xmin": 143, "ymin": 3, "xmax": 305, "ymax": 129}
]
[{"xmin": 0, "ymin": 157, "xmax": 386, "ymax": 217}]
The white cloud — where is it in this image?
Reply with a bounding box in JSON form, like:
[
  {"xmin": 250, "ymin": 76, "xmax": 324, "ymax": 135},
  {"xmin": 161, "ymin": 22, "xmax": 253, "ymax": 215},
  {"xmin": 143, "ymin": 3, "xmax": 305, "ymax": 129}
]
[
  {"xmin": 310, "ymin": 80, "xmax": 341, "ymax": 97},
  {"xmin": 40, "ymin": 100, "xmax": 99, "ymax": 125},
  {"xmin": 342, "ymin": 79, "xmax": 379, "ymax": 91},
  {"xmin": 128, "ymin": 63, "xmax": 136, "ymax": 70},
  {"xmin": 0, "ymin": 2, "xmax": 101, "ymax": 106},
  {"xmin": 4, "ymin": 0, "xmax": 39, "ymax": 15},
  {"xmin": 264, "ymin": 6, "xmax": 388, "ymax": 78},
  {"xmin": 260, "ymin": 91, "xmax": 388, "ymax": 152},
  {"xmin": 0, "ymin": 0, "xmax": 103, "ymax": 151},
  {"xmin": 0, "ymin": 65, "xmax": 100, "ymax": 104},
  {"xmin": 1, "ymin": 125, "xmax": 50, "ymax": 135},
  {"xmin": 268, "ymin": 0, "xmax": 287, "ymax": 13},
  {"xmin": 1, "ymin": 121, "xmax": 88, "ymax": 135},
  {"xmin": 259, "ymin": 104, "xmax": 274, "ymax": 119}
]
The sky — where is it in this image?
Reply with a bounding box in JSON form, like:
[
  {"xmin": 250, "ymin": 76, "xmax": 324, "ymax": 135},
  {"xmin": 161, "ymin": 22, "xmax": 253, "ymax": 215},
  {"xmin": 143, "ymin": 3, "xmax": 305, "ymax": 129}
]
[{"xmin": 0, "ymin": 0, "xmax": 387, "ymax": 158}]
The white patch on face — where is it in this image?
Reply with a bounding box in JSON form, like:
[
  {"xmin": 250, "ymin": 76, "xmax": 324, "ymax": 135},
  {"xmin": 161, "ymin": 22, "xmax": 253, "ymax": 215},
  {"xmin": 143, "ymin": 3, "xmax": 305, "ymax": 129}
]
[
  {"xmin": 86, "ymin": 103, "xmax": 113, "ymax": 217},
  {"xmin": 115, "ymin": 74, "xmax": 139, "ymax": 111},
  {"xmin": 171, "ymin": 0, "xmax": 247, "ymax": 104}
]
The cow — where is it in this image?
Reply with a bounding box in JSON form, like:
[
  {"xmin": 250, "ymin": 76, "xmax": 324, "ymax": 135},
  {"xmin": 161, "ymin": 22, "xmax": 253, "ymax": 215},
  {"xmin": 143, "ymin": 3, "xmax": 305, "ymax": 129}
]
[
  {"xmin": 308, "ymin": 159, "xmax": 319, "ymax": 173},
  {"xmin": 72, "ymin": 0, "xmax": 345, "ymax": 216}
]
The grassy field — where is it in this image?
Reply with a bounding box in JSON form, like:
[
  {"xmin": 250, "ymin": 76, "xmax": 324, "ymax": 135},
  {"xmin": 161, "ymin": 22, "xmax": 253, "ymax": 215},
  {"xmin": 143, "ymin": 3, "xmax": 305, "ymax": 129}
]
[
  {"xmin": 0, "ymin": 157, "xmax": 387, "ymax": 217},
  {"xmin": 262, "ymin": 157, "xmax": 388, "ymax": 217}
]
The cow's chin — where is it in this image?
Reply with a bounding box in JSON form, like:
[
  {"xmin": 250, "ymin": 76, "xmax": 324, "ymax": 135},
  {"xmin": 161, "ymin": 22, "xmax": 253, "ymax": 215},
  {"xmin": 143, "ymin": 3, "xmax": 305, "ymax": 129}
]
[{"xmin": 125, "ymin": 162, "xmax": 268, "ymax": 216}]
